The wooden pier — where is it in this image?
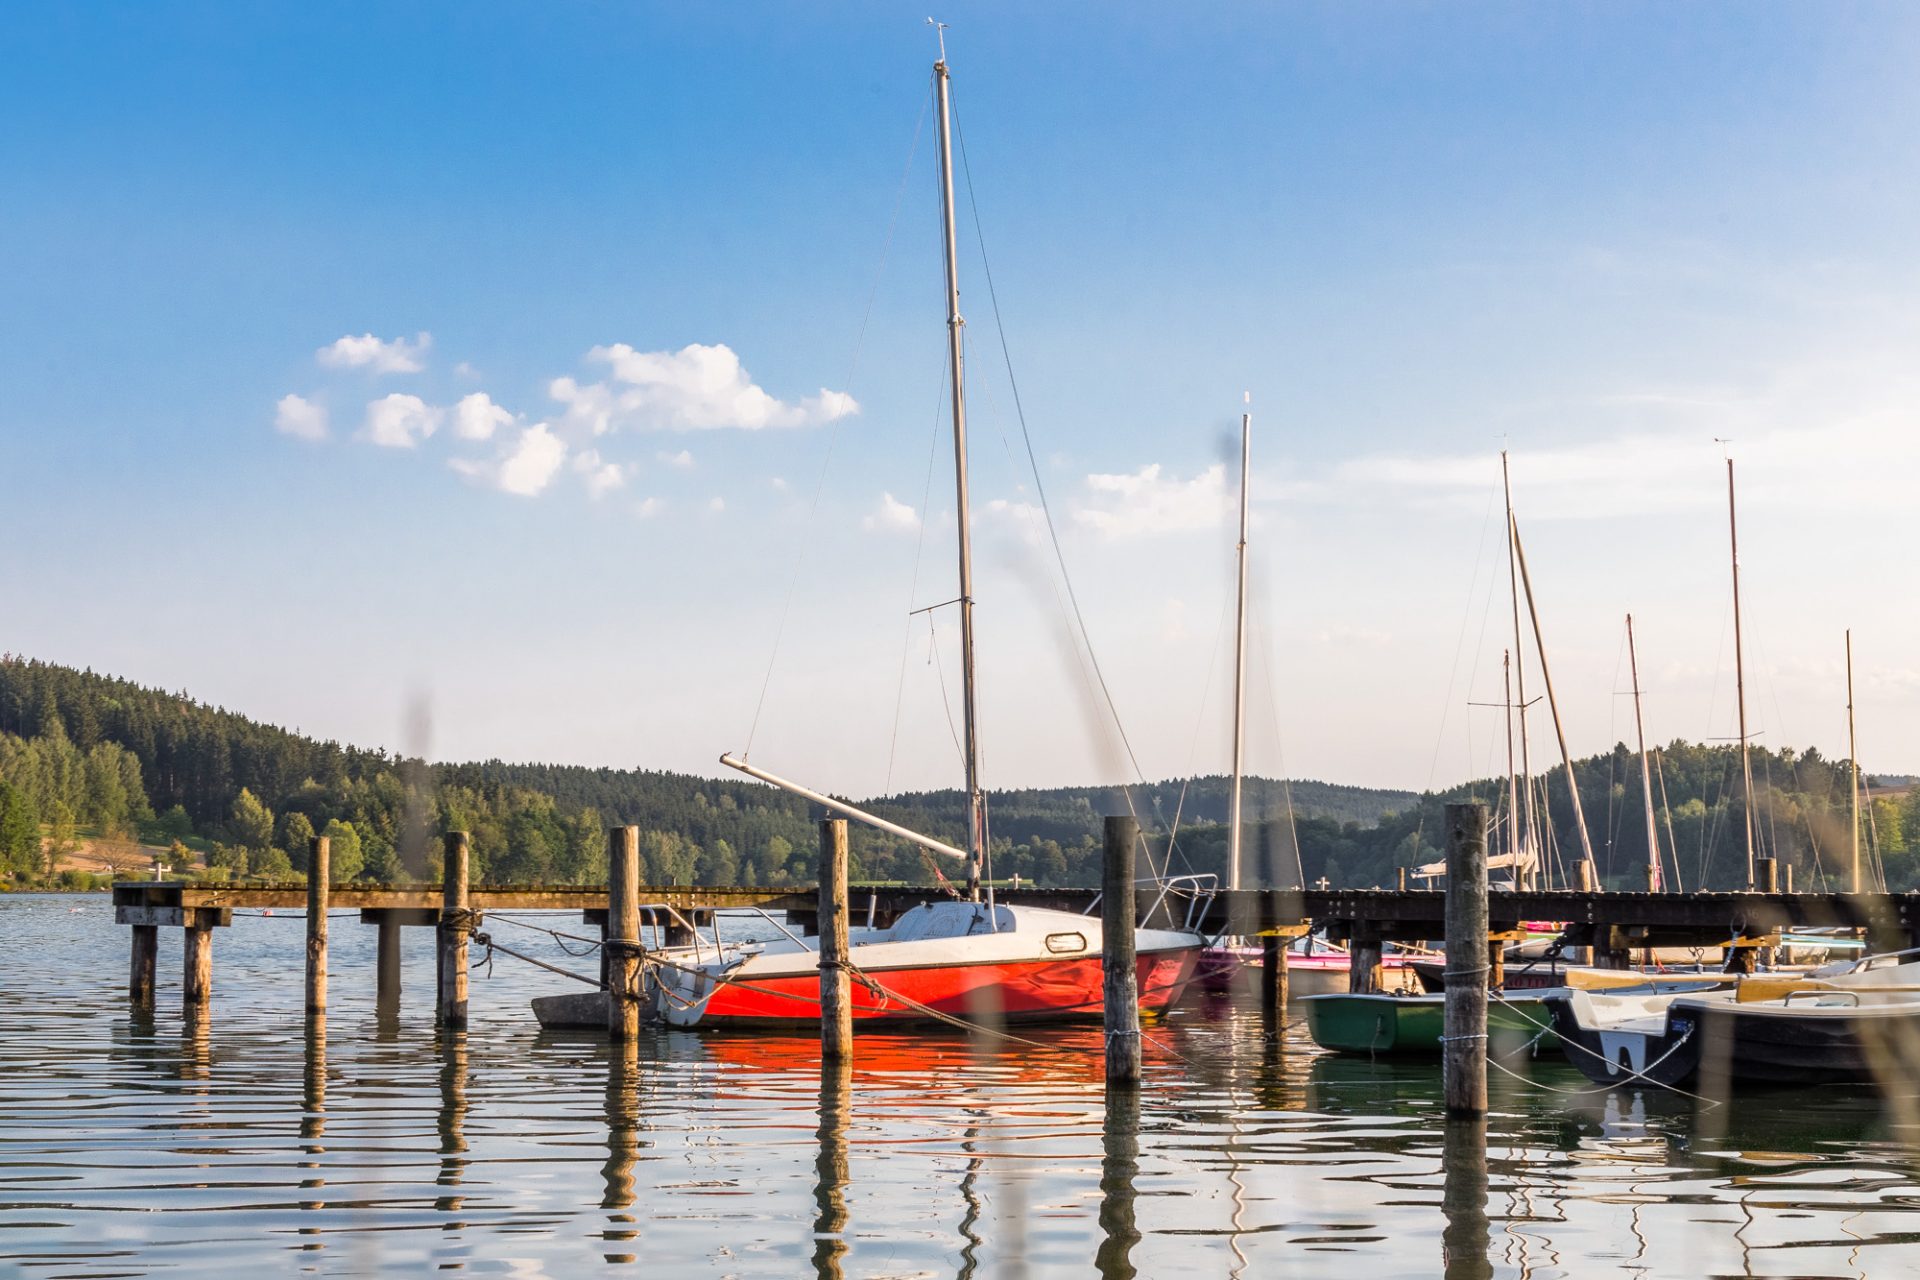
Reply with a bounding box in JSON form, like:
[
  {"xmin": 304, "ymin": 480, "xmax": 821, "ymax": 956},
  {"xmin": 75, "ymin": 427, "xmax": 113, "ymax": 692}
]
[{"xmin": 112, "ymin": 830, "xmax": 1920, "ymax": 1018}]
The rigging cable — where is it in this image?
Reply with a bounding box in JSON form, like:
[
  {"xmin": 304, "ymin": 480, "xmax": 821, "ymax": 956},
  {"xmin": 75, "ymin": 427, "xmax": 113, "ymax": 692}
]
[
  {"xmin": 947, "ymin": 92, "xmax": 1149, "ymax": 797},
  {"xmin": 742, "ymin": 81, "xmax": 931, "ymax": 759},
  {"xmin": 883, "ymin": 352, "xmax": 959, "ymax": 793}
]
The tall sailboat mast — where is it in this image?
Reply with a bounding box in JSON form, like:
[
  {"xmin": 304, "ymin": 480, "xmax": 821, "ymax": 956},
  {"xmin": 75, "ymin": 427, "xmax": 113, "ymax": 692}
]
[
  {"xmin": 1626, "ymin": 614, "xmax": 1662, "ymax": 891},
  {"xmin": 1500, "ymin": 453, "xmax": 1538, "ymax": 885},
  {"xmin": 1848, "ymin": 629, "xmax": 1861, "ymax": 894},
  {"xmin": 1727, "ymin": 457, "xmax": 1756, "ymax": 890},
  {"xmin": 1509, "ymin": 514, "xmax": 1598, "ymax": 871},
  {"xmin": 1227, "ymin": 408, "xmax": 1251, "ymax": 893},
  {"xmin": 932, "ymin": 49, "xmax": 984, "ymax": 900}
]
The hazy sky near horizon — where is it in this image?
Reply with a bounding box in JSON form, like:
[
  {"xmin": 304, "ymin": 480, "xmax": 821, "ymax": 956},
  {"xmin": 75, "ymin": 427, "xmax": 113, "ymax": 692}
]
[{"xmin": 7, "ymin": 3, "xmax": 1920, "ymax": 798}]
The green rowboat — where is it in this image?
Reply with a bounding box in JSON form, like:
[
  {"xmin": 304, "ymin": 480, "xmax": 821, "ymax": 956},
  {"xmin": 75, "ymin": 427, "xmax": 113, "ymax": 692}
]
[{"xmin": 1303, "ymin": 992, "xmax": 1561, "ymax": 1056}]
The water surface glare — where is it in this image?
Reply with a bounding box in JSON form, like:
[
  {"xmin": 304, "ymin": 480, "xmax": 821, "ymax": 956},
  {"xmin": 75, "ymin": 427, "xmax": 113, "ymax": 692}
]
[{"xmin": 5, "ymin": 896, "xmax": 1920, "ymax": 1277}]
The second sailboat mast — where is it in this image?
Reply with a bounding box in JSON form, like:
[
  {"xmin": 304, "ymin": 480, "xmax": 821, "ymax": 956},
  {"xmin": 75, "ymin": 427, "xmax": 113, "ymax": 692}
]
[
  {"xmin": 1228, "ymin": 411, "xmax": 1251, "ymax": 892},
  {"xmin": 933, "ymin": 57, "xmax": 984, "ymax": 900}
]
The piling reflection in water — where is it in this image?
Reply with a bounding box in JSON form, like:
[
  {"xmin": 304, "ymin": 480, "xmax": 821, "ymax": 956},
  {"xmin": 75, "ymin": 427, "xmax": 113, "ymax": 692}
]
[
  {"xmin": 435, "ymin": 1030, "xmax": 468, "ymax": 1217},
  {"xmin": 812, "ymin": 1056, "xmax": 851, "ymax": 1280},
  {"xmin": 602, "ymin": 1032, "xmax": 641, "ymax": 1260},
  {"xmin": 20, "ymin": 899, "xmax": 1920, "ymax": 1278},
  {"xmin": 1095, "ymin": 1082, "xmax": 1141, "ymax": 1280},
  {"xmin": 1441, "ymin": 1115, "xmax": 1492, "ymax": 1280}
]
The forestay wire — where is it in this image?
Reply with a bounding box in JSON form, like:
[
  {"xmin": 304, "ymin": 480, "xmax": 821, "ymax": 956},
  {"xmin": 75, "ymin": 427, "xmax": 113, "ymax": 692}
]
[
  {"xmin": 948, "ymin": 89, "xmax": 1172, "ymax": 874},
  {"xmin": 742, "ymin": 81, "xmax": 931, "ymax": 759}
]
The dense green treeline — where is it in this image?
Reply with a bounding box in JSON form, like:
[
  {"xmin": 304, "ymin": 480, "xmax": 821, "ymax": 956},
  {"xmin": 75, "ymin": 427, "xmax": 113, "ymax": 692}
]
[{"xmin": 1, "ymin": 655, "xmax": 1914, "ymax": 892}]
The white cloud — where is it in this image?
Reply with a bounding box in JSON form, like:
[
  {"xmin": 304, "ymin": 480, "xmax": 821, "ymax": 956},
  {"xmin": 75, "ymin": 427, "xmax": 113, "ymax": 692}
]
[
  {"xmin": 1073, "ymin": 463, "xmax": 1230, "ymax": 539},
  {"xmin": 452, "ymin": 392, "xmax": 514, "ymax": 441},
  {"xmin": 454, "ymin": 361, "xmax": 480, "ymax": 379},
  {"xmin": 635, "ymin": 497, "xmax": 662, "ymax": 519},
  {"xmin": 862, "ymin": 492, "xmax": 921, "ymax": 533},
  {"xmin": 770, "ymin": 477, "xmax": 789, "ymax": 492},
  {"xmin": 317, "ymin": 332, "xmax": 431, "ymax": 374},
  {"xmin": 707, "ymin": 496, "xmax": 726, "ymax": 513},
  {"xmin": 362, "ymin": 393, "xmax": 443, "ymax": 448},
  {"xmin": 551, "ymin": 342, "xmax": 859, "ymax": 433},
  {"xmin": 660, "ymin": 448, "xmax": 695, "ymax": 469},
  {"xmin": 450, "ymin": 422, "xmax": 569, "ymax": 496},
  {"xmin": 274, "ymin": 393, "xmax": 328, "ymax": 441},
  {"xmin": 584, "ymin": 464, "xmax": 626, "ymax": 498},
  {"xmin": 572, "ymin": 448, "xmax": 628, "ymax": 497}
]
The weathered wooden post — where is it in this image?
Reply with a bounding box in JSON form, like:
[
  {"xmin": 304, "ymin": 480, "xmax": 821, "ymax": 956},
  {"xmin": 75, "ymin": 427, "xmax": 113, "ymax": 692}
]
[
  {"xmin": 1260, "ymin": 934, "xmax": 1284, "ymax": 1014},
  {"xmin": 1757, "ymin": 856, "xmax": 1780, "ymax": 968},
  {"xmin": 1349, "ymin": 935, "xmax": 1383, "ymax": 995},
  {"xmin": 1397, "ymin": 867, "xmax": 1408, "ymax": 892},
  {"xmin": 1487, "ymin": 936, "xmax": 1505, "ymax": 992},
  {"xmin": 607, "ymin": 825, "xmax": 643, "ymax": 1042},
  {"xmin": 1102, "ymin": 814, "xmax": 1141, "ymax": 1085},
  {"xmin": 437, "ymin": 831, "xmax": 471, "ymax": 1029},
  {"xmin": 129, "ymin": 922, "xmax": 158, "ymax": 1007},
  {"xmin": 1574, "ymin": 859, "xmax": 1596, "ymax": 892},
  {"xmin": 183, "ymin": 917, "xmax": 214, "ymax": 1010},
  {"xmin": 818, "ymin": 818, "xmax": 853, "ymax": 1059},
  {"xmin": 1443, "ymin": 802, "xmax": 1489, "ymax": 1116},
  {"xmin": 305, "ymin": 835, "xmax": 329, "ymax": 1015}
]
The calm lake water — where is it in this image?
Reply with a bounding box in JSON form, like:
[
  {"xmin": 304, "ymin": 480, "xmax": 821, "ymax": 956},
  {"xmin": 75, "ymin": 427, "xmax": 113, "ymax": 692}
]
[{"xmin": 4, "ymin": 895, "xmax": 1920, "ymax": 1279}]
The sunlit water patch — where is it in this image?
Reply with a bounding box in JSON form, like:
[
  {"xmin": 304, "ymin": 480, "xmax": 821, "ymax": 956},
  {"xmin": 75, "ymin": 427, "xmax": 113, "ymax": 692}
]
[{"xmin": 4, "ymin": 895, "xmax": 1919, "ymax": 1277}]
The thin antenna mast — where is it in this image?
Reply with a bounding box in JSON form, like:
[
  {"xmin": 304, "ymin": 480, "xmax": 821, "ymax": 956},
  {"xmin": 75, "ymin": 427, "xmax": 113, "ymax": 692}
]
[
  {"xmin": 1627, "ymin": 614, "xmax": 1661, "ymax": 891},
  {"xmin": 931, "ymin": 35, "xmax": 984, "ymax": 900},
  {"xmin": 1504, "ymin": 649, "xmax": 1520, "ymax": 868},
  {"xmin": 1228, "ymin": 400, "xmax": 1251, "ymax": 893}
]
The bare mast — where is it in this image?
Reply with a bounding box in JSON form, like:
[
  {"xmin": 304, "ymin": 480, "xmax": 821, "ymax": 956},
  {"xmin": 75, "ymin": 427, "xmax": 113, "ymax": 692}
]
[
  {"xmin": 1509, "ymin": 515, "xmax": 1598, "ymax": 870},
  {"xmin": 1626, "ymin": 614, "xmax": 1662, "ymax": 891},
  {"xmin": 1228, "ymin": 408, "xmax": 1251, "ymax": 892},
  {"xmin": 933, "ymin": 48, "xmax": 985, "ymax": 900},
  {"xmin": 1727, "ymin": 458, "xmax": 1757, "ymax": 889},
  {"xmin": 1848, "ymin": 629, "xmax": 1861, "ymax": 894},
  {"xmin": 1501, "ymin": 453, "xmax": 1539, "ymax": 886}
]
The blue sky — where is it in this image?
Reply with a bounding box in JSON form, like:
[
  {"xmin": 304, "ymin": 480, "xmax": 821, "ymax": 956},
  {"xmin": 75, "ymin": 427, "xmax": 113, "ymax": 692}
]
[{"xmin": 6, "ymin": 3, "xmax": 1920, "ymax": 797}]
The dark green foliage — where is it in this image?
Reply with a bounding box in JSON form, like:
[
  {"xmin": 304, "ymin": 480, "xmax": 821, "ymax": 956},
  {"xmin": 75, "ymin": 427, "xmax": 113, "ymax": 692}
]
[
  {"xmin": 1, "ymin": 655, "xmax": 1914, "ymax": 892},
  {"xmin": 0, "ymin": 780, "xmax": 38, "ymax": 877}
]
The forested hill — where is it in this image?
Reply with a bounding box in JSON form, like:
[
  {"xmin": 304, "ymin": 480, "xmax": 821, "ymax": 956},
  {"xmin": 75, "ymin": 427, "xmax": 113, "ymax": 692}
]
[{"xmin": 2, "ymin": 655, "xmax": 1915, "ymax": 892}]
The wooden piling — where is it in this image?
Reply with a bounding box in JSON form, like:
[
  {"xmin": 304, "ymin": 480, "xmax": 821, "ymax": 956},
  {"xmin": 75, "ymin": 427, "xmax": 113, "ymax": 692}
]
[
  {"xmin": 607, "ymin": 825, "xmax": 643, "ymax": 1042},
  {"xmin": 818, "ymin": 818, "xmax": 853, "ymax": 1059},
  {"xmin": 129, "ymin": 923, "xmax": 157, "ymax": 1006},
  {"xmin": 1758, "ymin": 857, "xmax": 1778, "ymax": 893},
  {"xmin": 1349, "ymin": 936, "xmax": 1383, "ymax": 994},
  {"xmin": 1102, "ymin": 815, "xmax": 1141, "ymax": 1085},
  {"xmin": 1260, "ymin": 934, "xmax": 1283, "ymax": 1014},
  {"xmin": 305, "ymin": 835, "xmax": 329, "ymax": 1015},
  {"xmin": 1574, "ymin": 859, "xmax": 1596, "ymax": 892},
  {"xmin": 1487, "ymin": 938, "xmax": 1505, "ymax": 992},
  {"xmin": 437, "ymin": 831, "xmax": 471, "ymax": 1029},
  {"xmin": 1443, "ymin": 802, "xmax": 1489, "ymax": 1116},
  {"xmin": 184, "ymin": 917, "xmax": 213, "ymax": 1009},
  {"xmin": 376, "ymin": 916, "xmax": 402, "ymax": 1008}
]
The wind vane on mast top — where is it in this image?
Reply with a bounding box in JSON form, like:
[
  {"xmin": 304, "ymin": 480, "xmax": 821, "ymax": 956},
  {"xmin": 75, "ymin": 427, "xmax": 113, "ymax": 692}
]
[{"xmin": 926, "ymin": 17, "xmax": 949, "ymax": 61}]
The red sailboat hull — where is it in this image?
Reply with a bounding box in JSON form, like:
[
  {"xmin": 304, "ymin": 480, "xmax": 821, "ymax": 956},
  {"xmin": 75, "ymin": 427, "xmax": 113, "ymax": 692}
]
[{"xmin": 689, "ymin": 946, "xmax": 1201, "ymax": 1028}]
